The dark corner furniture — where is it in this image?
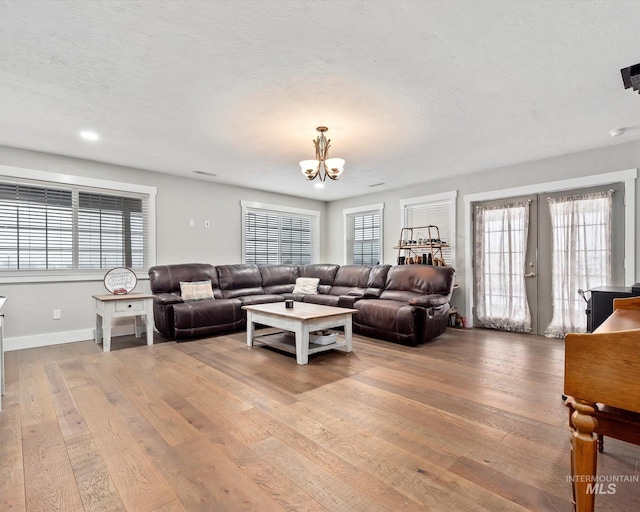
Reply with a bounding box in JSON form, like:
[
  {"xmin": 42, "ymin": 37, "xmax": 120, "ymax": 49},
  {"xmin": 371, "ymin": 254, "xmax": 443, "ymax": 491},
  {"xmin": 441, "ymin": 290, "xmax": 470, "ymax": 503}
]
[
  {"xmin": 586, "ymin": 285, "xmax": 640, "ymax": 332},
  {"xmin": 148, "ymin": 263, "xmax": 455, "ymax": 345}
]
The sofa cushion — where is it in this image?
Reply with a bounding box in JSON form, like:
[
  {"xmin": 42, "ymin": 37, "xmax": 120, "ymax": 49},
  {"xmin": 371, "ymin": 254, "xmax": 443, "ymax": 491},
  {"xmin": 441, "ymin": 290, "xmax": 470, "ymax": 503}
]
[
  {"xmin": 149, "ymin": 264, "xmax": 218, "ymax": 294},
  {"xmin": 259, "ymin": 264, "xmax": 299, "ymax": 294},
  {"xmin": 380, "ymin": 265, "xmax": 454, "ymax": 302},
  {"xmin": 302, "ymin": 294, "xmax": 340, "ymax": 307},
  {"xmin": 327, "ymin": 265, "xmax": 371, "ymax": 296},
  {"xmin": 363, "ymin": 264, "xmax": 392, "ymax": 297},
  {"xmin": 293, "ymin": 277, "xmax": 320, "ymax": 294},
  {"xmin": 180, "ymin": 280, "xmax": 214, "ymax": 302},
  {"xmin": 236, "ymin": 294, "xmax": 286, "ymax": 306},
  {"xmin": 354, "ymin": 299, "xmax": 422, "ymax": 336},
  {"xmin": 173, "ymin": 298, "xmax": 242, "ymax": 330},
  {"xmin": 217, "ymin": 264, "xmax": 265, "ymax": 299},
  {"xmin": 299, "ymin": 264, "xmax": 339, "ymax": 294}
]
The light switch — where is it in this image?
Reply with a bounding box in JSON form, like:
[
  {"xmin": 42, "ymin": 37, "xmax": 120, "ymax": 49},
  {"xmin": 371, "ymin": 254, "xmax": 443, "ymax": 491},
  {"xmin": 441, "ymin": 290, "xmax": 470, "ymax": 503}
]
[{"xmin": 189, "ymin": 219, "xmax": 195, "ymax": 227}]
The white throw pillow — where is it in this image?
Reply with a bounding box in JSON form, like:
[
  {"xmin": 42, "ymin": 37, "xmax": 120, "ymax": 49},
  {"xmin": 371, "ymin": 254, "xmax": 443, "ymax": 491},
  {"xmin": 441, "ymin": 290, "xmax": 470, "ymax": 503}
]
[
  {"xmin": 293, "ymin": 277, "xmax": 320, "ymax": 294},
  {"xmin": 180, "ymin": 280, "xmax": 214, "ymax": 302}
]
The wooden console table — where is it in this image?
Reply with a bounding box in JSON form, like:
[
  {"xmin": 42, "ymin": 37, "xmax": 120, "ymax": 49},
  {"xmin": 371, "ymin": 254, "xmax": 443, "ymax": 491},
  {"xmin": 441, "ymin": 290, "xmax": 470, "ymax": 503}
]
[
  {"xmin": 564, "ymin": 296, "xmax": 640, "ymax": 512},
  {"xmin": 93, "ymin": 293, "xmax": 154, "ymax": 352}
]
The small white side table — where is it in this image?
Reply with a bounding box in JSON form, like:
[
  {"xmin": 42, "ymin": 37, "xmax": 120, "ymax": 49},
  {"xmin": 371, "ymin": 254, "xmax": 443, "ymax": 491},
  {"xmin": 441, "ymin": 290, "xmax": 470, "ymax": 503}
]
[{"xmin": 93, "ymin": 293, "xmax": 155, "ymax": 352}]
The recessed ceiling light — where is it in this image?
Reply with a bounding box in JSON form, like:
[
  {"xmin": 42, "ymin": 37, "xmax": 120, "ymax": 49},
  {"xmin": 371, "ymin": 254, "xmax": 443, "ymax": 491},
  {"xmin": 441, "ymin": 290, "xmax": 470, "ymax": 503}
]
[
  {"xmin": 80, "ymin": 131, "xmax": 100, "ymax": 141},
  {"xmin": 314, "ymin": 182, "xmax": 325, "ymax": 189}
]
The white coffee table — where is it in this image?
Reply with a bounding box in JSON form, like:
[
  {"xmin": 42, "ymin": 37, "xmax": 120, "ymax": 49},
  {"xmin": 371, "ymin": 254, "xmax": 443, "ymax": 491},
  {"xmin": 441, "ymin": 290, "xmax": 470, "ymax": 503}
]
[{"xmin": 242, "ymin": 302, "xmax": 357, "ymax": 364}]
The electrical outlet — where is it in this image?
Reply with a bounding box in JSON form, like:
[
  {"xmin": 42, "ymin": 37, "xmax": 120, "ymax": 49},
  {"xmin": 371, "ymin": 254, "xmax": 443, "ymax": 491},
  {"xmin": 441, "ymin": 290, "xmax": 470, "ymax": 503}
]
[
  {"xmin": 189, "ymin": 219, "xmax": 195, "ymax": 227},
  {"xmin": 53, "ymin": 309, "xmax": 61, "ymax": 320}
]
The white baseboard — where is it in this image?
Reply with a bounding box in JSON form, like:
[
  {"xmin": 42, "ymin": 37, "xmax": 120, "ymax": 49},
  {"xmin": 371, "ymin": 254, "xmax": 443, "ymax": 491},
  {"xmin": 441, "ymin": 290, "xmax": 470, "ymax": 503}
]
[{"xmin": 5, "ymin": 325, "xmax": 141, "ymax": 352}]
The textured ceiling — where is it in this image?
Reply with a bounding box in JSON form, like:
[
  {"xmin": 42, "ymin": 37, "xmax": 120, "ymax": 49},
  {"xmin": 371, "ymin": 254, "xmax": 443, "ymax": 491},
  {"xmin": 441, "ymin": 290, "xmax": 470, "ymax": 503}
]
[{"xmin": 1, "ymin": 0, "xmax": 640, "ymax": 200}]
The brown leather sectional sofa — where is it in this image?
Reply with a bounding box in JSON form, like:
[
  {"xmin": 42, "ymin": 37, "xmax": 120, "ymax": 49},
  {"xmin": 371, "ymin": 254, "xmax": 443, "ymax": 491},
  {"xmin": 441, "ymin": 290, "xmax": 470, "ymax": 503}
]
[{"xmin": 148, "ymin": 263, "xmax": 455, "ymax": 345}]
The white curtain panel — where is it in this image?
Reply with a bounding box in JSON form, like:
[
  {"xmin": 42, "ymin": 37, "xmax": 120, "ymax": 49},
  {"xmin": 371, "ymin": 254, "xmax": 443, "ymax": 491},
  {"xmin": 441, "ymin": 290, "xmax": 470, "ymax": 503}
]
[
  {"xmin": 475, "ymin": 202, "xmax": 532, "ymax": 332},
  {"xmin": 544, "ymin": 191, "xmax": 612, "ymax": 338}
]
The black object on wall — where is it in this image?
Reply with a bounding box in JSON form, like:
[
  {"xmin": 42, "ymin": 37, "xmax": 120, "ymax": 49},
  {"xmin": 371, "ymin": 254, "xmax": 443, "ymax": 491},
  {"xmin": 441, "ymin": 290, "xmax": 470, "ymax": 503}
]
[{"xmin": 621, "ymin": 63, "xmax": 640, "ymax": 94}]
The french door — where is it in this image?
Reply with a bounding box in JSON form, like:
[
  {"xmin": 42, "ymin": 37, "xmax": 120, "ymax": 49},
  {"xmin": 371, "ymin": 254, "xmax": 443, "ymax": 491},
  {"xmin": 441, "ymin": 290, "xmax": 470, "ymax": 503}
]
[{"xmin": 473, "ymin": 183, "xmax": 624, "ymax": 335}]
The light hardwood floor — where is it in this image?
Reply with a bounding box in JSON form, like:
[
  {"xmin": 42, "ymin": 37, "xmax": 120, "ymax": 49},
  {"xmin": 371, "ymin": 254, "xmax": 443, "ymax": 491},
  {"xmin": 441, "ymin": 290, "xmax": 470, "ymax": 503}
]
[{"xmin": 1, "ymin": 327, "xmax": 639, "ymax": 511}]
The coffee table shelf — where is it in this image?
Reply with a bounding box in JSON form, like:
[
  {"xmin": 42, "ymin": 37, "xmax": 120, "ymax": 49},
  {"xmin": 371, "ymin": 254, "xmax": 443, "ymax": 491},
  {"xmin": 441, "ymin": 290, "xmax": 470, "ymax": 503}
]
[{"xmin": 253, "ymin": 330, "xmax": 348, "ymax": 357}]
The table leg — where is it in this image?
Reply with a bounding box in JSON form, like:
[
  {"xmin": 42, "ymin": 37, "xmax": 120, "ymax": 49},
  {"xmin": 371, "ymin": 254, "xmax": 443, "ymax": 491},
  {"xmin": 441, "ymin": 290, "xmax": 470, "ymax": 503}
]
[
  {"xmin": 145, "ymin": 312, "xmax": 154, "ymax": 346},
  {"xmin": 570, "ymin": 399, "xmax": 598, "ymax": 512},
  {"xmin": 295, "ymin": 323, "xmax": 310, "ymax": 365},
  {"xmin": 134, "ymin": 316, "xmax": 142, "ymax": 338},
  {"xmin": 246, "ymin": 311, "xmax": 255, "ymax": 347},
  {"xmin": 102, "ymin": 310, "xmax": 112, "ymax": 352},
  {"xmin": 95, "ymin": 313, "xmax": 103, "ymax": 343},
  {"xmin": 344, "ymin": 317, "xmax": 353, "ymax": 353}
]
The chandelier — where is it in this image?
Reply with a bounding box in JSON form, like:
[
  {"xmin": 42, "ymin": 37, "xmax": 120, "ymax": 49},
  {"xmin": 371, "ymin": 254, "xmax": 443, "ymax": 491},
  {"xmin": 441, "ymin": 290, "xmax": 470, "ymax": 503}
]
[{"xmin": 299, "ymin": 126, "xmax": 345, "ymax": 182}]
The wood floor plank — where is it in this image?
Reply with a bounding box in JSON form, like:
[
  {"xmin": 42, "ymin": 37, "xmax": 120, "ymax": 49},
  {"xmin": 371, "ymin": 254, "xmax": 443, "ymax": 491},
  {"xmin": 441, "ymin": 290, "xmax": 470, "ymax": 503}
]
[
  {"xmin": 18, "ymin": 361, "xmax": 58, "ymax": 427},
  {"xmin": 44, "ymin": 362, "xmax": 88, "ymax": 438},
  {"xmin": 152, "ymin": 500, "xmax": 188, "ymax": 512},
  {"xmin": 0, "ymin": 483, "xmax": 26, "ymax": 512},
  {"xmin": 0, "ymin": 401, "xmax": 24, "ymax": 494}
]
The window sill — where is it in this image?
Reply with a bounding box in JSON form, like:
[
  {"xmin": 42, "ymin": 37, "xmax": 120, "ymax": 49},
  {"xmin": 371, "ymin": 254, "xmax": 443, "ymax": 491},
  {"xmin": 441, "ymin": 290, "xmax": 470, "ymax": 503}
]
[{"xmin": 0, "ymin": 270, "xmax": 150, "ymax": 284}]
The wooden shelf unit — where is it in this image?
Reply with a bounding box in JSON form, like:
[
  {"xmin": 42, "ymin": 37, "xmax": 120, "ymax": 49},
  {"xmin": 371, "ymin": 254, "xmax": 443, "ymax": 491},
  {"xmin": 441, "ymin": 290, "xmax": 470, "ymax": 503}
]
[{"xmin": 393, "ymin": 225, "xmax": 449, "ymax": 266}]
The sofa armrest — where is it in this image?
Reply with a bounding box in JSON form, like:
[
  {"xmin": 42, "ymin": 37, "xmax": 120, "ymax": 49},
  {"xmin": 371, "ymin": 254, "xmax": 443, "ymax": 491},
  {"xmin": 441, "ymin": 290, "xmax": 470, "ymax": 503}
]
[
  {"xmin": 362, "ymin": 288, "xmax": 383, "ymax": 298},
  {"xmin": 408, "ymin": 294, "xmax": 450, "ymax": 308},
  {"xmin": 153, "ymin": 292, "xmax": 184, "ymax": 305},
  {"xmin": 338, "ymin": 295, "xmax": 361, "ymax": 308}
]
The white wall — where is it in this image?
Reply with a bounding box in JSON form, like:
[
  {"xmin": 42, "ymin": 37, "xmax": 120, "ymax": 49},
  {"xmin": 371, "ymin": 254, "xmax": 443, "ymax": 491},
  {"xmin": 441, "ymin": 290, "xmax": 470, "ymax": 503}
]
[
  {"xmin": 0, "ymin": 145, "xmax": 327, "ymax": 347},
  {"xmin": 326, "ymin": 140, "xmax": 640, "ymax": 319}
]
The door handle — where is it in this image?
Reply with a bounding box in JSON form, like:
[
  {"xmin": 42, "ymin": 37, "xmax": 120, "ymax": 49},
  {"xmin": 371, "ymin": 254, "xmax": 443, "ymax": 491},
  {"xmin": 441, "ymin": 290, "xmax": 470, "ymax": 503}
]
[{"xmin": 524, "ymin": 272, "xmax": 536, "ymax": 278}]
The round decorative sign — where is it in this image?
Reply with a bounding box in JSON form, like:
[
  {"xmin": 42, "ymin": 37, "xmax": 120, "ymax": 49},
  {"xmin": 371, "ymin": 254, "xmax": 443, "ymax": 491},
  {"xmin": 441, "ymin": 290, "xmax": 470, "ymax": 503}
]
[{"xmin": 103, "ymin": 267, "xmax": 137, "ymax": 294}]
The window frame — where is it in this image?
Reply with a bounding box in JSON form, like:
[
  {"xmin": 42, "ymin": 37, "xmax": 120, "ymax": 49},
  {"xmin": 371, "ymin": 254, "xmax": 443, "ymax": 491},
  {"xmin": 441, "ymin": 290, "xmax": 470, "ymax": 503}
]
[
  {"xmin": 342, "ymin": 203, "xmax": 384, "ymax": 265},
  {"xmin": 0, "ymin": 165, "xmax": 157, "ymax": 284},
  {"xmin": 241, "ymin": 200, "xmax": 320, "ymax": 265},
  {"xmin": 399, "ymin": 191, "xmax": 457, "ymax": 268}
]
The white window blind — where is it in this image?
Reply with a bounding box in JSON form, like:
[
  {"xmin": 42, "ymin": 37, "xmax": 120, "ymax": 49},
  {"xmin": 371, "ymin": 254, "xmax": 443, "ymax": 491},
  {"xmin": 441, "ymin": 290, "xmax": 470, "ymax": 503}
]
[
  {"xmin": 0, "ymin": 180, "xmax": 150, "ymax": 271},
  {"xmin": 345, "ymin": 205, "xmax": 383, "ymax": 265},
  {"xmin": 78, "ymin": 192, "xmax": 145, "ymax": 269},
  {"xmin": 402, "ymin": 195, "xmax": 455, "ymax": 267},
  {"xmin": 0, "ymin": 183, "xmax": 73, "ymax": 269},
  {"xmin": 243, "ymin": 203, "xmax": 318, "ymax": 265}
]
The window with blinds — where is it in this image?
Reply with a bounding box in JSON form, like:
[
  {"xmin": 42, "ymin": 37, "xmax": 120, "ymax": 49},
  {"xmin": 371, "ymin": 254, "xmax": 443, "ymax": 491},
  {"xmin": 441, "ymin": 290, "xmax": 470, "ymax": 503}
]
[
  {"xmin": 344, "ymin": 205, "xmax": 383, "ymax": 265},
  {"xmin": 0, "ymin": 180, "xmax": 149, "ymax": 271},
  {"xmin": 401, "ymin": 193, "xmax": 456, "ymax": 267},
  {"xmin": 242, "ymin": 202, "xmax": 318, "ymax": 265}
]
